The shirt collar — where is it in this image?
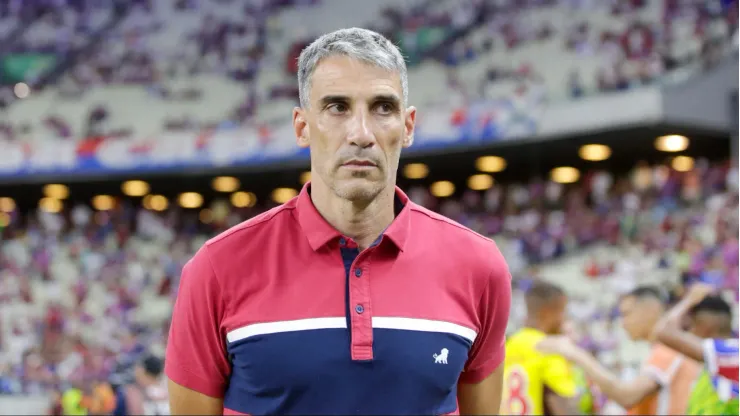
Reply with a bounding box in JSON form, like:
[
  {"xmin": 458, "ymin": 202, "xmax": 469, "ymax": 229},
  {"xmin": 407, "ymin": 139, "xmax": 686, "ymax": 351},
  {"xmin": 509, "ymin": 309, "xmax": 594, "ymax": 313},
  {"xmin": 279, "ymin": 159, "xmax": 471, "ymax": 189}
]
[{"xmin": 295, "ymin": 182, "xmax": 411, "ymax": 252}]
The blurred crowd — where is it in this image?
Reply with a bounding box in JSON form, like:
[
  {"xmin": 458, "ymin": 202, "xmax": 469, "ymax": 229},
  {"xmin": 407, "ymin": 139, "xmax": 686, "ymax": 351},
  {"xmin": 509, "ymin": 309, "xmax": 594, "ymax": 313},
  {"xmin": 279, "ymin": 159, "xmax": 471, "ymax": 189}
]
[
  {"xmin": 0, "ymin": 0, "xmax": 315, "ymax": 140},
  {"xmin": 276, "ymin": 0, "xmax": 738, "ymax": 104},
  {"xmin": 0, "ymin": 0, "xmax": 116, "ymax": 55},
  {"xmin": 0, "ymin": 157, "xmax": 736, "ymax": 414},
  {"xmin": 445, "ymin": 0, "xmax": 736, "ymax": 102},
  {"xmin": 1, "ymin": 0, "xmax": 737, "ymax": 142}
]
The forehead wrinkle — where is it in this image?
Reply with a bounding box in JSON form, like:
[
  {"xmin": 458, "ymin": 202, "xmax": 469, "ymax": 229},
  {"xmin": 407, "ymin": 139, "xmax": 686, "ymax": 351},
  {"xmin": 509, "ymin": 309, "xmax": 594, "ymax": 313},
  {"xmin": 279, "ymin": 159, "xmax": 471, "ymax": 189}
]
[{"xmin": 309, "ymin": 58, "xmax": 403, "ymax": 107}]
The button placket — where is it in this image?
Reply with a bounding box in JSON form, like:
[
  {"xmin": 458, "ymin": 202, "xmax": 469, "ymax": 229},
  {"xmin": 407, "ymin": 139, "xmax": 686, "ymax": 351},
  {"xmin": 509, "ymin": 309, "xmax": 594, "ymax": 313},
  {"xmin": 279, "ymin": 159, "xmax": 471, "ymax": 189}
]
[{"xmin": 348, "ymin": 249, "xmax": 374, "ymax": 360}]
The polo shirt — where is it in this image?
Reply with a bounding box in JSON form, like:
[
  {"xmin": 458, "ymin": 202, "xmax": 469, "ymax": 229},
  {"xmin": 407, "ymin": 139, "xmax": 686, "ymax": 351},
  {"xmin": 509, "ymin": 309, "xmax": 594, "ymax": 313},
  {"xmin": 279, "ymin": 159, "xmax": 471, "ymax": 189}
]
[{"xmin": 165, "ymin": 183, "xmax": 512, "ymax": 415}]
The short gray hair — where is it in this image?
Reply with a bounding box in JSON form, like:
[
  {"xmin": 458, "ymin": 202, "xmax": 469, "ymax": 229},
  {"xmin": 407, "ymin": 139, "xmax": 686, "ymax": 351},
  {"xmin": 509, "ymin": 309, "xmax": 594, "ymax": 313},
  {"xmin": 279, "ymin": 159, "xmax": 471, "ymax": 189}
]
[{"xmin": 297, "ymin": 27, "xmax": 408, "ymax": 109}]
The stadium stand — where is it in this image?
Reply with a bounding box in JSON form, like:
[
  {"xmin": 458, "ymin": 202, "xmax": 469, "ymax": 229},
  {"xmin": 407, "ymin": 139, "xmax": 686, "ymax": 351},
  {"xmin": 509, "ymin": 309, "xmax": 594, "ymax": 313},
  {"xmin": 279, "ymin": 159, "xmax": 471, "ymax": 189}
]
[
  {"xmin": 0, "ymin": 0, "xmax": 737, "ymax": 414},
  {"xmin": 0, "ymin": 0, "xmax": 736, "ymax": 142}
]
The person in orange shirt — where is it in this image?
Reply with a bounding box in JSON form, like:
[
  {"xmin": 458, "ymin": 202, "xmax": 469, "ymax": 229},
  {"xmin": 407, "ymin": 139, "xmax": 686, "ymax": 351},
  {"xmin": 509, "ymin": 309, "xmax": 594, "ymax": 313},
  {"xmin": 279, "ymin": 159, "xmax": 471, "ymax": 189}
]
[{"xmin": 538, "ymin": 286, "xmax": 701, "ymax": 415}]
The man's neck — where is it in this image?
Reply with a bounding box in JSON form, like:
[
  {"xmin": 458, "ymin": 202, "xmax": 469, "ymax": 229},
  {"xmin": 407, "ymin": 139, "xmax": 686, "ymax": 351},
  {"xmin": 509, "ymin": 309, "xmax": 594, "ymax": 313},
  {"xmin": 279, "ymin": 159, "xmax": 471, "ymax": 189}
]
[
  {"xmin": 524, "ymin": 320, "xmax": 548, "ymax": 334},
  {"xmin": 310, "ymin": 181, "xmax": 396, "ymax": 250}
]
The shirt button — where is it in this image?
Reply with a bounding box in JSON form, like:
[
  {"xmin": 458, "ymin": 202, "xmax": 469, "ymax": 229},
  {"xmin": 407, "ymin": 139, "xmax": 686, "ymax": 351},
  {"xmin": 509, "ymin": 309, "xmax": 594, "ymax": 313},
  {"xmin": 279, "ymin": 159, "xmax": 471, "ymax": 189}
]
[
  {"xmin": 339, "ymin": 237, "xmax": 346, "ymax": 246},
  {"xmin": 354, "ymin": 268, "xmax": 362, "ymax": 278},
  {"xmin": 355, "ymin": 304, "xmax": 364, "ymax": 314}
]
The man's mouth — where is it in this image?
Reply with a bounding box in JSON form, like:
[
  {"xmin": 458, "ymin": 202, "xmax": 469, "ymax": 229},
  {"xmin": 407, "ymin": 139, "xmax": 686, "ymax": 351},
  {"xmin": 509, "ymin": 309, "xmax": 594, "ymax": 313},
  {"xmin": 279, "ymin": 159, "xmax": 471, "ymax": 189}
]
[{"xmin": 342, "ymin": 160, "xmax": 377, "ymax": 167}]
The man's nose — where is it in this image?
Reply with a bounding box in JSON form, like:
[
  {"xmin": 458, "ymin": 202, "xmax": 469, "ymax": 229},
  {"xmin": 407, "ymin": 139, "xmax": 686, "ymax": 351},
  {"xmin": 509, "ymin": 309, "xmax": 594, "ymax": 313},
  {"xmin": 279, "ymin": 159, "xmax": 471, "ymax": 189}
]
[{"xmin": 346, "ymin": 108, "xmax": 375, "ymax": 148}]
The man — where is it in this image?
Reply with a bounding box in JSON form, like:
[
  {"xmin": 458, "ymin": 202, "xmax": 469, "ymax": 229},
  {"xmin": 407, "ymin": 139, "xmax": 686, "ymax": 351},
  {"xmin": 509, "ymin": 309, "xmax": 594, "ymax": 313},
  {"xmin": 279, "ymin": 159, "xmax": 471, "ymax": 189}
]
[
  {"xmin": 537, "ymin": 286, "xmax": 700, "ymax": 415},
  {"xmin": 165, "ymin": 28, "xmax": 512, "ymax": 415},
  {"xmin": 113, "ymin": 354, "xmax": 170, "ymax": 416},
  {"xmin": 501, "ymin": 281, "xmax": 582, "ymax": 415},
  {"xmin": 653, "ymin": 283, "xmax": 738, "ymax": 415}
]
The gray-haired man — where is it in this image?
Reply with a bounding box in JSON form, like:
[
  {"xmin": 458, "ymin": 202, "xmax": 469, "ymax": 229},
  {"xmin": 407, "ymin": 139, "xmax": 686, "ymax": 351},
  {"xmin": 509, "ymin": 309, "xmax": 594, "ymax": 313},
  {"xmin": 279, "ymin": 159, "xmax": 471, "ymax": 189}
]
[{"xmin": 166, "ymin": 28, "xmax": 511, "ymax": 415}]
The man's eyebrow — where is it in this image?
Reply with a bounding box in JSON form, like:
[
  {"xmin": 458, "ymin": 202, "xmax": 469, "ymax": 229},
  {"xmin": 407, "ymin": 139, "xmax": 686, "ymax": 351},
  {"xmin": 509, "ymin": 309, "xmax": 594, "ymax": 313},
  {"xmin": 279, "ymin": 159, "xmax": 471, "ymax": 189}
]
[
  {"xmin": 373, "ymin": 94, "xmax": 401, "ymax": 105},
  {"xmin": 318, "ymin": 95, "xmax": 350, "ymax": 107},
  {"xmin": 317, "ymin": 94, "xmax": 402, "ymax": 107}
]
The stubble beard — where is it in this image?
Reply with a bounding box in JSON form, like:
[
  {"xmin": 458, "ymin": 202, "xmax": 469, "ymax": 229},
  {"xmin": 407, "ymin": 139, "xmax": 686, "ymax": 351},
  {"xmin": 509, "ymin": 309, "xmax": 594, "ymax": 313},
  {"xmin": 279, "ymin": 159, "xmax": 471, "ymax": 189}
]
[{"xmin": 331, "ymin": 170, "xmax": 386, "ymax": 204}]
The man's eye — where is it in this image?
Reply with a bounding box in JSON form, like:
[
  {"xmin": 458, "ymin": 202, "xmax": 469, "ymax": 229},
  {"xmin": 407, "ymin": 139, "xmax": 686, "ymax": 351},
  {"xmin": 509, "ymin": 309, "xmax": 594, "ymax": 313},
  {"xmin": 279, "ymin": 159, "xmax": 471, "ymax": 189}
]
[
  {"xmin": 376, "ymin": 102, "xmax": 394, "ymax": 114},
  {"xmin": 328, "ymin": 103, "xmax": 347, "ymax": 114}
]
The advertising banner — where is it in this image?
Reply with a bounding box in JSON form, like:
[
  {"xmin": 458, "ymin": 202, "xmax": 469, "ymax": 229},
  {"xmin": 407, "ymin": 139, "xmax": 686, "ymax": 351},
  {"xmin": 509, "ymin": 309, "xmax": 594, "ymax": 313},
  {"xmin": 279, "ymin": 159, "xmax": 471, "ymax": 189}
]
[
  {"xmin": 397, "ymin": 27, "xmax": 451, "ymax": 65},
  {"xmin": 0, "ymin": 395, "xmax": 51, "ymax": 415},
  {"xmin": 0, "ymin": 91, "xmax": 544, "ymax": 180},
  {"xmin": 0, "ymin": 53, "xmax": 57, "ymax": 84}
]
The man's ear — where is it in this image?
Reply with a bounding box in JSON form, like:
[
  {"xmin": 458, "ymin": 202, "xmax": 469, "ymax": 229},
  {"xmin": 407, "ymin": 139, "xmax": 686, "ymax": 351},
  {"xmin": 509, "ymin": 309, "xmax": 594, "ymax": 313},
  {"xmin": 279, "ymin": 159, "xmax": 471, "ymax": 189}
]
[
  {"xmin": 293, "ymin": 107, "xmax": 309, "ymax": 148},
  {"xmin": 403, "ymin": 106, "xmax": 417, "ymax": 148}
]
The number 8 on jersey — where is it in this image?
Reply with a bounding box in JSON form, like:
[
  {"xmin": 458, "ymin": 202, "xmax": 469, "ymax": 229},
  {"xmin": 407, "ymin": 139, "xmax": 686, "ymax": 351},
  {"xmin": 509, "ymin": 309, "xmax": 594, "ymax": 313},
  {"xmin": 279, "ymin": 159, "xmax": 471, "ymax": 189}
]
[{"xmin": 503, "ymin": 366, "xmax": 533, "ymax": 415}]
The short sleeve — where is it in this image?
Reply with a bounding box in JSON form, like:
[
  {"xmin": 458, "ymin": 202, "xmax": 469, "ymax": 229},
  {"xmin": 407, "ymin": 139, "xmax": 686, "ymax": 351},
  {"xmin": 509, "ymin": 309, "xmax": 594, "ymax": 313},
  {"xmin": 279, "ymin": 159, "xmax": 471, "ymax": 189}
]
[
  {"xmin": 165, "ymin": 245, "xmax": 231, "ymax": 398},
  {"xmin": 459, "ymin": 253, "xmax": 512, "ymax": 384},
  {"xmin": 642, "ymin": 344, "xmax": 680, "ymax": 386},
  {"xmin": 704, "ymin": 338, "xmax": 739, "ymax": 383},
  {"xmin": 541, "ymin": 355, "xmax": 578, "ymax": 398}
]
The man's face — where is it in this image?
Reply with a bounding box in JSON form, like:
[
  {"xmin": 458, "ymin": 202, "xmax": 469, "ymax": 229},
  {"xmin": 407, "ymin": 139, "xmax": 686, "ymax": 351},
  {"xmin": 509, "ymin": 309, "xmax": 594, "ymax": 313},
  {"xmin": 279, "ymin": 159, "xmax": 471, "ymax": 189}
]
[
  {"xmin": 690, "ymin": 311, "xmax": 731, "ymax": 339},
  {"xmin": 619, "ymin": 295, "xmax": 662, "ymax": 340},
  {"xmin": 293, "ymin": 56, "xmax": 416, "ymax": 202},
  {"xmin": 548, "ymin": 295, "xmax": 568, "ymax": 335},
  {"xmin": 540, "ymin": 295, "xmax": 568, "ymax": 335}
]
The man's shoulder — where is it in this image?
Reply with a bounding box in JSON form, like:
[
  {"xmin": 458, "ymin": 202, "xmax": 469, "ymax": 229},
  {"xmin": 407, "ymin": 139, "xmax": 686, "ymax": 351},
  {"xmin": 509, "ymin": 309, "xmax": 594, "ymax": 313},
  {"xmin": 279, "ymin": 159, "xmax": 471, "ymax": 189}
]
[
  {"xmin": 182, "ymin": 202, "xmax": 298, "ymax": 288},
  {"xmin": 508, "ymin": 329, "xmax": 546, "ymax": 354},
  {"xmin": 183, "ymin": 201, "xmax": 297, "ymax": 274},
  {"xmin": 205, "ymin": 201, "xmax": 297, "ymax": 250},
  {"xmin": 407, "ymin": 202, "xmax": 504, "ymax": 264},
  {"xmin": 407, "ymin": 202, "xmax": 497, "ymax": 249},
  {"xmin": 505, "ymin": 329, "xmax": 534, "ymax": 350},
  {"xmin": 644, "ymin": 342, "xmax": 686, "ymax": 377},
  {"xmin": 711, "ymin": 338, "xmax": 739, "ymax": 353}
]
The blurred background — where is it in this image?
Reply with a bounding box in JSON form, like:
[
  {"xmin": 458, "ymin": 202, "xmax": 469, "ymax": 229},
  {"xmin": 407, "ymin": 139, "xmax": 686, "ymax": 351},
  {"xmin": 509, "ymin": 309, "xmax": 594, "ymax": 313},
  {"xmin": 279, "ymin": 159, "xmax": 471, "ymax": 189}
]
[{"xmin": 0, "ymin": 0, "xmax": 737, "ymax": 414}]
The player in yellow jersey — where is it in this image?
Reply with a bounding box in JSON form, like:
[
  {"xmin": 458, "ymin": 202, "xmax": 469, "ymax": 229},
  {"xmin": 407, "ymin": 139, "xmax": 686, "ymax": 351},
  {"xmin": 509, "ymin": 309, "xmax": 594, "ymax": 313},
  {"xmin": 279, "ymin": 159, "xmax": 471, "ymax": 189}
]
[{"xmin": 501, "ymin": 281, "xmax": 582, "ymax": 415}]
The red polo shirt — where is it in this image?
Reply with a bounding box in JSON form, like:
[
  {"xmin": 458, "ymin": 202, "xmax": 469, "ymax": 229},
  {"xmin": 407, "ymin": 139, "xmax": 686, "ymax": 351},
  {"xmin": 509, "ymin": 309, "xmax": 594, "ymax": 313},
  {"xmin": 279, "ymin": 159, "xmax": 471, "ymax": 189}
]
[{"xmin": 165, "ymin": 183, "xmax": 511, "ymax": 415}]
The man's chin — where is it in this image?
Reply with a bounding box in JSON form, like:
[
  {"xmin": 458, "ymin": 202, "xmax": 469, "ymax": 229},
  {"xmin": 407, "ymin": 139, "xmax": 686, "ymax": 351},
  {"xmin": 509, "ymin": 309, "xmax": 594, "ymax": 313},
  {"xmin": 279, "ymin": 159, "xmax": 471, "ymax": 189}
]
[{"xmin": 333, "ymin": 178, "xmax": 384, "ymax": 202}]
